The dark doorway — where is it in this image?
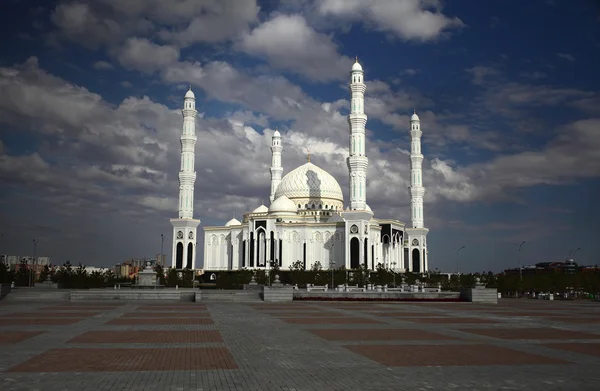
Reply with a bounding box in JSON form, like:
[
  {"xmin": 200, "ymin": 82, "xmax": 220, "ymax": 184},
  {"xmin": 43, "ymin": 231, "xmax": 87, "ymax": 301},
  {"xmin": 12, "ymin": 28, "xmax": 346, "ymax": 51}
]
[
  {"xmin": 278, "ymin": 239, "xmax": 282, "ymax": 266},
  {"xmin": 249, "ymin": 232, "xmax": 254, "ymax": 267},
  {"xmin": 412, "ymin": 248, "xmax": 420, "ymax": 273},
  {"xmin": 176, "ymin": 242, "xmax": 183, "ymax": 269},
  {"xmin": 350, "ymin": 238, "xmax": 360, "ymax": 269},
  {"xmin": 186, "ymin": 242, "xmax": 193, "ymax": 268},
  {"xmin": 371, "ymin": 245, "xmax": 374, "ymax": 270},
  {"xmin": 270, "ymin": 231, "xmax": 275, "ymax": 264}
]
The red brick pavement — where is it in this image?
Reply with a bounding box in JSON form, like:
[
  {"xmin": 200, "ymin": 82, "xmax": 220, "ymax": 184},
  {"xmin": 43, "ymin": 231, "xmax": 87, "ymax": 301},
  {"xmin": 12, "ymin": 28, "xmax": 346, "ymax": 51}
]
[
  {"xmin": 120, "ymin": 312, "xmax": 211, "ymax": 318},
  {"xmin": 8, "ymin": 312, "xmax": 100, "ymax": 318},
  {"xmin": 281, "ymin": 317, "xmax": 383, "ymax": 324},
  {"xmin": 7, "ymin": 347, "xmax": 238, "ymax": 372},
  {"xmin": 310, "ymin": 328, "xmax": 459, "ymax": 341},
  {"xmin": 367, "ymin": 311, "xmax": 446, "ymax": 317},
  {"xmin": 0, "ymin": 318, "xmax": 85, "ymax": 326},
  {"xmin": 459, "ymin": 328, "xmax": 600, "ymax": 340},
  {"xmin": 43, "ymin": 305, "xmax": 119, "ymax": 311},
  {"xmin": 344, "ymin": 344, "xmax": 569, "ymax": 367},
  {"xmin": 401, "ymin": 317, "xmax": 498, "ymax": 324},
  {"xmin": 543, "ymin": 343, "xmax": 600, "ymax": 358},
  {"xmin": 106, "ymin": 317, "xmax": 214, "ymax": 325},
  {"xmin": 546, "ymin": 317, "xmax": 600, "ymax": 324},
  {"xmin": 0, "ymin": 331, "xmax": 45, "ymax": 344},
  {"xmin": 69, "ymin": 330, "xmax": 223, "ymax": 344},
  {"xmin": 135, "ymin": 306, "xmax": 207, "ymax": 311},
  {"xmin": 263, "ymin": 312, "xmax": 331, "ymax": 317}
]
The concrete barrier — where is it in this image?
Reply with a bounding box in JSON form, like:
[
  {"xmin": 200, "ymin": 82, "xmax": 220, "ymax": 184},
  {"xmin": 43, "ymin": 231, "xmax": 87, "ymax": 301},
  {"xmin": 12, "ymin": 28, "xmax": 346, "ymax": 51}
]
[
  {"xmin": 262, "ymin": 287, "xmax": 294, "ymax": 302},
  {"xmin": 293, "ymin": 291, "xmax": 461, "ymax": 301},
  {"xmin": 70, "ymin": 289, "xmax": 196, "ymax": 302},
  {"xmin": 461, "ymin": 287, "xmax": 498, "ymax": 304},
  {"xmin": 198, "ymin": 290, "xmax": 262, "ymax": 303}
]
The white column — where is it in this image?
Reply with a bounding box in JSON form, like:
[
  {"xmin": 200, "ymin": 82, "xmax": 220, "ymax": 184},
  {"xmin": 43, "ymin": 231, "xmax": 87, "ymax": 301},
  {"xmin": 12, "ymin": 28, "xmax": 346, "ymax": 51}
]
[
  {"xmin": 178, "ymin": 87, "xmax": 198, "ymax": 220},
  {"xmin": 270, "ymin": 130, "xmax": 283, "ymax": 203},
  {"xmin": 347, "ymin": 60, "xmax": 369, "ymax": 211},
  {"xmin": 409, "ymin": 111, "xmax": 425, "ymax": 228}
]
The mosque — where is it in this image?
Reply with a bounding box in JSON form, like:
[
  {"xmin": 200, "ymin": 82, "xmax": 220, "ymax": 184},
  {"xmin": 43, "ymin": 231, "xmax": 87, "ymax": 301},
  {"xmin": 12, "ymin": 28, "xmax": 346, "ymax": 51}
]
[{"xmin": 170, "ymin": 60, "xmax": 429, "ymax": 273}]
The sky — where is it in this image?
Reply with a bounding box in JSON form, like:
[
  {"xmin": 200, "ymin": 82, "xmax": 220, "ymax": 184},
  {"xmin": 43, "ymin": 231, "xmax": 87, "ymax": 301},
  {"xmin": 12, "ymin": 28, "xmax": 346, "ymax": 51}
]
[{"xmin": 0, "ymin": 0, "xmax": 599, "ymax": 273}]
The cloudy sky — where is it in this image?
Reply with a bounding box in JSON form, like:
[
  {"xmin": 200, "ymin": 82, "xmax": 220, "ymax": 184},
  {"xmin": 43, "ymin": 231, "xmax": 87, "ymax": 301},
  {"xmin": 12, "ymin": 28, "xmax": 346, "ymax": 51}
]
[{"xmin": 1, "ymin": 0, "xmax": 599, "ymax": 272}]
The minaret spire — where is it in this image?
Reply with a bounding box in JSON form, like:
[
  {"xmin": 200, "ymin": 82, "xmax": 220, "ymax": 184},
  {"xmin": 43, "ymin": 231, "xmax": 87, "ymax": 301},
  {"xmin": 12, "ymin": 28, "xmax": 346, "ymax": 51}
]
[
  {"xmin": 409, "ymin": 111, "xmax": 424, "ymax": 228},
  {"xmin": 269, "ymin": 127, "xmax": 283, "ymax": 203},
  {"xmin": 346, "ymin": 59, "xmax": 368, "ymax": 210},
  {"xmin": 169, "ymin": 87, "xmax": 201, "ymax": 270}
]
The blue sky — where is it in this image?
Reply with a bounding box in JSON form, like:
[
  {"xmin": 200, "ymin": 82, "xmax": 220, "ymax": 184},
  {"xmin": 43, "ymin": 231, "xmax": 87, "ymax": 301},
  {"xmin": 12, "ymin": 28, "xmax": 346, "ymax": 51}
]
[{"xmin": 0, "ymin": 0, "xmax": 599, "ymax": 272}]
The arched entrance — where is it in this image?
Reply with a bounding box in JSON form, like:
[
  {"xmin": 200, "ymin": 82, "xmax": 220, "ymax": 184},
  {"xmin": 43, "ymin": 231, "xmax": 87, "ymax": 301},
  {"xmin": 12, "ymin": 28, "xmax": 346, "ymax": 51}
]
[
  {"xmin": 350, "ymin": 238, "xmax": 360, "ymax": 269},
  {"xmin": 176, "ymin": 242, "xmax": 183, "ymax": 269},
  {"xmin": 186, "ymin": 242, "xmax": 193, "ymax": 269},
  {"xmin": 412, "ymin": 248, "xmax": 420, "ymax": 273}
]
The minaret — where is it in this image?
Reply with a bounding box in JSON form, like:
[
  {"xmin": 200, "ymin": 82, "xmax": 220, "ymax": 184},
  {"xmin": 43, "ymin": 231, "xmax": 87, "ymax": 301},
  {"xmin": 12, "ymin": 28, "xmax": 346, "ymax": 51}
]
[
  {"xmin": 169, "ymin": 86, "xmax": 201, "ymax": 270},
  {"xmin": 406, "ymin": 110, "xmax": 429, "ymax": 273},
  {"xmin": 409, "ymin": 110, "xmax": 424, "ymax": 228},
  {"xmin": 269, "ymin": 128, "xmax": 283, "ymax": 203},
  {"xmin": 346, "ymin": 58, "xmax": 368, "ymax": 210}
]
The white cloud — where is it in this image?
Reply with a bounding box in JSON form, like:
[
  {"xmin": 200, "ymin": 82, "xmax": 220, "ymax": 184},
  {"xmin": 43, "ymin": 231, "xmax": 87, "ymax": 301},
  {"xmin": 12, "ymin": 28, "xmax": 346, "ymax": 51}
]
[
  {"xmin": 50, "ymin": 0, "xmax": 259, "ymax": 49},
  {"xmin": 93, "ymin": 61, "xmax": 114, "ymax": 70},
  {"xmin": 115, "ymin": 38, "xmax": 180, "ymax": 74},
  {"xmin": 237, "ymin": 14, "xmax": 352, "ymax": 81},
  {"xmin": 557, "ymin": 53, "xmax": 576, "ymax": 62},
  {"xmin": 317, "ymin": 0, "xmax": 464, "ymax": 41}
]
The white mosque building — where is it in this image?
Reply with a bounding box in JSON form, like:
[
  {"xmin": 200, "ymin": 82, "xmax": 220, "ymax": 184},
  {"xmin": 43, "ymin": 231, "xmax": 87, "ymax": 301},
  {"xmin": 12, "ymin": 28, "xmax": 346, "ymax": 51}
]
[{"xmin": 171, "ymin": 60, "xmax": 429, "ymax": 272}]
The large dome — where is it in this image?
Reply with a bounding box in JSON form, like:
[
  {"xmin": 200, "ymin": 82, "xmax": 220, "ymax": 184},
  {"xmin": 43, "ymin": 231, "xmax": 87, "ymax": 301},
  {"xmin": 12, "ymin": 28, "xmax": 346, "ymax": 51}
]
[{"xmin": 274, "ymin": 162, "xmax": 343, "ymax": 203}]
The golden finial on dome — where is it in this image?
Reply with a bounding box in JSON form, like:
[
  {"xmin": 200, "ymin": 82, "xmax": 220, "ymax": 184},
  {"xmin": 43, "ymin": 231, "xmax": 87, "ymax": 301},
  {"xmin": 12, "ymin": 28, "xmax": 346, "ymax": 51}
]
[
  {"xmin": 307, "ymin": 152, "xmax": 311, "ymax": 162},
  {"xmin": 355, "ymin": 55, "xmax": 358, "ymax": 63}
]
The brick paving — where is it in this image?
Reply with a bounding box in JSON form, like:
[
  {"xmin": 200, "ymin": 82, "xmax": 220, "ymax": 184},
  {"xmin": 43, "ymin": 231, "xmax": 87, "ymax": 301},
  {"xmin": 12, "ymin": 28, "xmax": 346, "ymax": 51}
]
[
  {"xmin": 310, "ymin": 328, "xmax": 459, "ymax": 341},
  {"xmin": 106, "ymin": 317, "xmax": 214, "ymax": 325},
  {"xmin": 344, "ymin": 344, "xmax": 569, "ymax": 366},
  {"xmin": 0, "ymin": 298, "xmax": 599, "ymax": 390},
  {"xmin": 69, "ymin": 330, "xmax": 224, "ymax": 344},
  {"xmin": 0, "ymin": 331, "xmax": 44, "ymax": 345}
]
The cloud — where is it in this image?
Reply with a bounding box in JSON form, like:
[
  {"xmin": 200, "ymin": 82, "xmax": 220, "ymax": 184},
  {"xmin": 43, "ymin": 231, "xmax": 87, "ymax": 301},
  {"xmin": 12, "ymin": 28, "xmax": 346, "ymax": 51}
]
[
  {"xmin": 236, "ymin": 14, "xmax": 352, "ymax": 81},
  {"xmin": 157, "ymin": 0, "xmax": 259, "ymax": 46},
  {"xmin": 465, "ymin": 66, "xmax": 499, "ymax": 86},
  {"xmin": 317, "ymin": 0, "xmax": 464, "ymax": 41},
  {"xmin": 92, "ymin": 61, "xmax": 114, "ymax": 70},
  {"xmin": 557, "ymin": 53, "xmax": 576, "ymax": 62},
  {"xmin": 50, "ymin": 0, "xmax": 259, "ymax": 49},
  {"xmin": 115, "ymin": 38, "xmax": 180, "ymax": 74}
]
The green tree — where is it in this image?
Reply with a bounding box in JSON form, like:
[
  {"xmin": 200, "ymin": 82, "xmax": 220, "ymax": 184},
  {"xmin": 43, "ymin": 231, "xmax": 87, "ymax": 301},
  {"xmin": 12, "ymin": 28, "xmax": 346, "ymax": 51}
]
[
  {"xmin": 15, "ymin": 260, "xmax": 30, "ymax": 287},
  {"xmin": 0, "ymin": 262, "xmax": 15, "ymax": 284}
]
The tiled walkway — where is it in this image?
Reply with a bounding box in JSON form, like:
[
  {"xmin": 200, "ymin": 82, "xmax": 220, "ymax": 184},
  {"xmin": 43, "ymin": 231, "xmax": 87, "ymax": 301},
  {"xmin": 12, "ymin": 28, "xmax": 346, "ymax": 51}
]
[{"xmin": 1, "ymin": 298, "xmax": 599, "ymax": 390}]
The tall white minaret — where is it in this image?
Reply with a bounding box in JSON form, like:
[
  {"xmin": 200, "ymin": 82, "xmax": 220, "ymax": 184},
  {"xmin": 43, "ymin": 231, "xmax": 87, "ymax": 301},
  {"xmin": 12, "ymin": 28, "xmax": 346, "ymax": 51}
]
[
  {"xmin": 269, "ymin": 128, "xmax": 283, "ymax": 203},
  {"xmin": 170, "ymin": 86, "xmax": 201, "ymax": 269},
  {"xmin": 346, "ymin": 58, "xmax": 368, "ymax": 210},
  {"xmin": 409, "ymin": 110, "xmax": 424, "ymax": 228}
]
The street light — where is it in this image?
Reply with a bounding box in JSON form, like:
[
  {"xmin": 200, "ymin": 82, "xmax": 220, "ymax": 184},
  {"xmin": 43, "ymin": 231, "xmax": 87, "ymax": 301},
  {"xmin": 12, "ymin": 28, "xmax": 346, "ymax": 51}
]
[
  {"xmin": 573, "ymin": 247, "xmax": 581, "ymax": 258},
  {"xmin": 160, "ymin": 233, "xmax": 164, "ymax": 266},
  {"xmin": 30, "ymin": 239, "xmax": 38, "ymax": 287},
  {"xmin": 328, "ymin": 242, "xmax": 335, "ymax": 289},
  {"xmin": 513, "ymin": 241, "xmax": 526, "ymax": 296},
  {"xmin": 455, "ymin": 245, "xmax": 466, "ymax": 274}
]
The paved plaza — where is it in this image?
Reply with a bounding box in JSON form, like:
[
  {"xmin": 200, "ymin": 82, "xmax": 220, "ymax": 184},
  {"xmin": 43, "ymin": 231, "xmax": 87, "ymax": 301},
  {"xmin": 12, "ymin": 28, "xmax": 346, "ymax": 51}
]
[{"xmin": 1, "ymin": 298, "xmax": 600, "ymax": 390}]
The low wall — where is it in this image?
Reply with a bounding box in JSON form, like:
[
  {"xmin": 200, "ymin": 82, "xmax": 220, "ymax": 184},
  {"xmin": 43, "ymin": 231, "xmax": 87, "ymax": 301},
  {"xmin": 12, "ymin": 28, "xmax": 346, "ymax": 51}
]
[
  {"xmin": 198, "ymin": 290, "xmax": 262, "ymax": 302},
  {"xmin": 0, "ymin": 283, "xmax": 11, "ymax": 300},
  {"xmin": 70, "ymin": 289, "xmax": 196, "ymax": 302},
  {"xmin": 293, "ymin": 291, "xmax": 461, "ymax": 301},
  {"xmin": 262, "ymin": 287, "xmax": 294, "ymax": 302},
  {"xmin": 461, "ymin": 287, "xmax": 498, "ymax": 304}
]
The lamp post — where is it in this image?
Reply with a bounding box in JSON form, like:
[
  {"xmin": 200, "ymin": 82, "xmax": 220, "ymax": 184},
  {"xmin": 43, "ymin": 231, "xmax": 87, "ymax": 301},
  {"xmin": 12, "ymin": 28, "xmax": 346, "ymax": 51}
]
[
  {"xmin": 391, "ymin": 261, "xmax": 397, "ymax": 287},
  {"xmin": 329, "ymin": 243, "xmax": 335, "ymax": 289},
  {"xmin": 573, "ymin": 247, "xmax": 581, "ymax": 258},
  {"xmin": 455, "ymin": 245, "xmax": 466, "ymax": 275},
  {"xmin": 30, "ymin": 239, "xmax": 38, "ymax": 287},
  {"xmin": 517, "ymin": 241, "xmax": 526, "ymax": 295},
  {"xmin": 160, "ymin": 233, "xmax": 164, "ymax": 266}
]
